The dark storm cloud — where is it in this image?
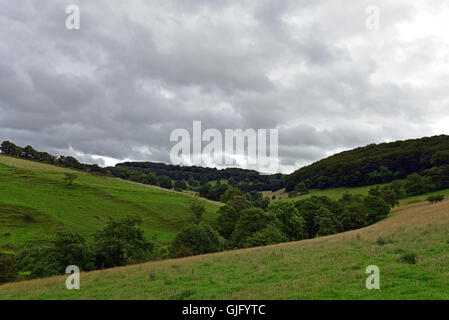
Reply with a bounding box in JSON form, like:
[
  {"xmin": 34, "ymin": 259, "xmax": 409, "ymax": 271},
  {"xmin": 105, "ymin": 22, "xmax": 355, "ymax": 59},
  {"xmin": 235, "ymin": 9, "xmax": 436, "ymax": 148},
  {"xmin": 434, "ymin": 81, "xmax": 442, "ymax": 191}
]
[{"xmin": 1, "ymin": 0, "xmax": 449, "ymax": 172}]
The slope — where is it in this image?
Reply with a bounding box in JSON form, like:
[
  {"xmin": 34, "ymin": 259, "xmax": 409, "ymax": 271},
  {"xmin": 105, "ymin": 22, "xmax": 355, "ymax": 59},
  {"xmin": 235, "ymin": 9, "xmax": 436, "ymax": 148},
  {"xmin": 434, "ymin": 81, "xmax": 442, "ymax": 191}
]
[
  {"xmin": 1, "ymin": 198, "xmax": 448, "ymax": 299},
  {"xmin": 0, "ymin": 154, "xmax": 220, "ymax": 252}
]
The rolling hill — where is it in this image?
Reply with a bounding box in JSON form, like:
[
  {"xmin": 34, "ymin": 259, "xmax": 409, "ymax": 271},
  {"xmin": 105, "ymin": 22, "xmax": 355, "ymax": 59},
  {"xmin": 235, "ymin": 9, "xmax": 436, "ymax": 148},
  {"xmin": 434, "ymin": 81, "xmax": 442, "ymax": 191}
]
[
  {"xmin": 1, "ymin": 197, "xmax": 448, "ymax": 299},
  {"xmin": 0, "ymin": 154, "xmax": 220, "ymax": 253},
  {"xmin": 285, "ymin": 134, "xmax": 449, "ymax": 191}
]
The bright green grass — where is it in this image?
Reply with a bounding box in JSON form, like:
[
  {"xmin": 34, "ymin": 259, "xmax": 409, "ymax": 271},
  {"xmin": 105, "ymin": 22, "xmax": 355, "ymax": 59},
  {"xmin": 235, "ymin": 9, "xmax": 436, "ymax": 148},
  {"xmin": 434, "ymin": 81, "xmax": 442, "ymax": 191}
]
[
  {"xmin": 1, "ymin": 199, "xmax": 449, "ymax": 299},
  {"xmin": 0, "ymin": 155, "xmax": 220, "ymax": 252}
]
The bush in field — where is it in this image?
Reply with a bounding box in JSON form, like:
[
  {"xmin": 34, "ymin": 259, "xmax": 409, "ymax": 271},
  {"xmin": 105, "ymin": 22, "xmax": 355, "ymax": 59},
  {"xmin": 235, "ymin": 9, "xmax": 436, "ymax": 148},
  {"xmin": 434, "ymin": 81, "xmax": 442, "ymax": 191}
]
[
  {"xmin": 363, "ymin": 195, "xmax": 390, "ymax": 224},
  {"xmin": 268, "ymin": 202, "xmax": 307, "ymax": 241},
  {"xmin": 170, "ymin": 223, "xmax": 224, "ymax": 257},
  {"xmin": 188, "ymin": 198, "xmax": 206, "ymax": 225},
  {"xmin": 403, "ymin": 173, "xmax": 434, "ymax": 196},
  {"xmin": 231, "ymin": 208, "xmax": 281, "ymax": 248},
  {"xmin": 17, "ymin": 232, "xmax": 95, "ymax": 279},
  {"xmin": 220, "ymin": 186, "xmax": 242, "ymax": 203},
  {"xmin": 226, "ymin": 195, "xmax": 251, "ymax": 214},
  {"xmin": 216, "ymin": 205, "xmax": 239, "ymax": 239},
  {"xmin": 397, "ymin": 252, "xmax": 417, "ymax": 264},
  {"xmin": 51, "ymin": 232, "xmax": 95, "ymax": 271},
  {"xmin": 63, "ymin": 173, "xmax": 78, "ymax": 186},
  {"xmin": 0, "ymin": 253, "xmax": 17, "ymax": 284},
  {"xmin": 94, "ymin": 216, "xmax": 153, "ymax": 268},
  {"xmin": 17, "ymin": 246, "xmax": 61, "ymax": 279},
  {"xmin": 427, "ymin": 195, "xmax": 445, "ymax": 203}
]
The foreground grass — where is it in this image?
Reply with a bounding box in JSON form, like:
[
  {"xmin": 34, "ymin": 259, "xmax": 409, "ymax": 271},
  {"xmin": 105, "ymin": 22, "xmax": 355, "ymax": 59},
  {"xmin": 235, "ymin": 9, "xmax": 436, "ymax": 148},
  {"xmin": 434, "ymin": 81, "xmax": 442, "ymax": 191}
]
[
  {"xmin": 0, "ymin": 155, "xmax": 219, "ymax": 251},
  {"xmin": 1, "ymin": 199, "xmax": 448, "ymax": 299}
]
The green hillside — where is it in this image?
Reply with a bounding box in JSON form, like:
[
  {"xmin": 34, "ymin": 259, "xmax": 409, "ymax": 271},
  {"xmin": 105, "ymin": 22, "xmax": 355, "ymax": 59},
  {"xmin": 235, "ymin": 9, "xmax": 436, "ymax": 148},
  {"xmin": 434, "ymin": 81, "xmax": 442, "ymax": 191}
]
[
  {"xmin": 1, "ymin": 198, "xmax": 448, "ymax": 299},
  {"xmin": 286, "ymin": 134, "xmax": 449, "ymax": 191},
  {"xmin": 0, "ymin": 155, "xmax": 220, "ymax": 253}
]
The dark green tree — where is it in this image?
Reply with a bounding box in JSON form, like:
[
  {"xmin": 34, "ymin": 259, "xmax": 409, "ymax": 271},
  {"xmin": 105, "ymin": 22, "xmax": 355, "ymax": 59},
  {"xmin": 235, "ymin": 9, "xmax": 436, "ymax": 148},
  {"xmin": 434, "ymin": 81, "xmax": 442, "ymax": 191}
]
[
  {"xmin": 169, "ymin": 223, "xmax": 224, "ymax": 257},
  {"xmin": 363, "ymin": 195, "xmax": 390, "ymax": 224},
  {"xmin": 0, "ymin": 253, "xmax": 17, "ymax": 284},
  {"xmin": 268, "ymin": 202, "xmax": 307, "ymax": 241},
  {"xmin": 216, "ymin": 205, "xmax": 239, "ymax": 239},
  {"xmin": 94, "ymin": 216, "xmax": 153, "ymax": 268}
]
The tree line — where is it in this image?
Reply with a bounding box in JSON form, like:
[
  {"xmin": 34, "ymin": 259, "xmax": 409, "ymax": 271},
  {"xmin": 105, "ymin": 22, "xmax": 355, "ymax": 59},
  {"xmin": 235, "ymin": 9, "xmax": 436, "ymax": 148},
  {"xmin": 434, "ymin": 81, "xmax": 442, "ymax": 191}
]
[{"xmin": 0, "ymin": 141, "xmax": 285, "ymax": 193}]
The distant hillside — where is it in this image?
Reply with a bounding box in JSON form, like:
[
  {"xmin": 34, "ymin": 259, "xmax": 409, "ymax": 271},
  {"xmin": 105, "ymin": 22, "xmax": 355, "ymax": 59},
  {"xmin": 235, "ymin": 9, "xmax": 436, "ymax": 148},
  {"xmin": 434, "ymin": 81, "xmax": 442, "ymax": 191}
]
[
  {"xmin": 286, "ymin": 135, "xmax": 449, "ymax": 191},
  {"xmin": 114, "ymin": 162, "xmax": 284, "ymax": 192}
]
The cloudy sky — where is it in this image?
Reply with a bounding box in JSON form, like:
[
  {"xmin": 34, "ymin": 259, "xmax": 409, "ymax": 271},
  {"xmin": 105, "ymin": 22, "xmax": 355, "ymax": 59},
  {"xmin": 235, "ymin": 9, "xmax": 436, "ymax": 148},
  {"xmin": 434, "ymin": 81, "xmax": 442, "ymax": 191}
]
[{"xmin": 1, "ymin": 0, "xmax": 449, "ymax": 173}]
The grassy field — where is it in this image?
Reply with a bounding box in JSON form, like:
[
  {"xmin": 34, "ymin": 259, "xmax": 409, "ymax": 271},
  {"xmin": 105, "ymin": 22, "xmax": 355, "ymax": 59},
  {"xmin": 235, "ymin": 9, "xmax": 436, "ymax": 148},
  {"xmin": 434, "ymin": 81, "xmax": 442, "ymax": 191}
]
[
  {"xmin": 0, "ymin": 155, "xmax": 220, "ymax": 252},
  {"xmin": 263, "ymin": 185, "xmax": 383, "ymax": 202},
  {"xmin": 1, "ymin": 197, "xmax": 448, "ymax": 299}
]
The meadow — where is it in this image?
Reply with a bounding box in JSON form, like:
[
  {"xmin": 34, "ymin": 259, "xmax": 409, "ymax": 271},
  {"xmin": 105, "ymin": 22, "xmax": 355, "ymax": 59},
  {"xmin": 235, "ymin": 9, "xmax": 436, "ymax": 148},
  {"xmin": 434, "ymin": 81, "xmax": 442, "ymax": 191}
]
[
  {"xmin": 1, "ymin": 154, "xmax": 449, "ymax": 299},
  {"xmin": 0, "ymin": 154, "xmax": 220, "ymax": 253},
  {"xmin": 1, "ymin": 197, "xmax": 448, "ymax": 299},
  {"xmin": 263, "ymin": 184, "xmax": 383, "ymax": 202}
]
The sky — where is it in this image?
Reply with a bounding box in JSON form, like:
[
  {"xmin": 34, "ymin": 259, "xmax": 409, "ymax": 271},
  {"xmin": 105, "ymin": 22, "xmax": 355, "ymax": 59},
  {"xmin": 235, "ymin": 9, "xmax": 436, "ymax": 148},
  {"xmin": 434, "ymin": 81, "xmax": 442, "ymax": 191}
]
[{"xmin": 1, "ymin": 0, "xmax": 449, "ymax": 173}]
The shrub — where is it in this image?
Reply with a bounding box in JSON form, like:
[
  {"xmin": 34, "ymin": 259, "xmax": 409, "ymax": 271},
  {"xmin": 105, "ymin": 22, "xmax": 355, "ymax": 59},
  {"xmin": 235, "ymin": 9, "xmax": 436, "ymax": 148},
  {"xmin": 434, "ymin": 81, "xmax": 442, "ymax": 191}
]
[
  {"xmin": 427, "ymin": 195, "xmax": 445, "ymax": 203},
  {"xmin": 173, "ymin": 180, "xmax": 187, "ymax": 190},
  {"xmin": 17, "ymin": 232, "xmax": 95, "ymax": 279},
  {"xmin": 17, "ymin": 246, "xmax": 61, "ymax": 279},
  {"xmin": 244, "ymin": 224, "xmax": 286, "ymax": 247},
  {"xmin": 363, "ymin": 195, "xmax": 390, "ymax": 224},
  {"xmin": 188, "ymin": 198, "xmax": 206, "ymax": 225},
  {"xmin": 63, "ymin": 173, "xmax": 78, "ymax": 186},
  {"xmin": 314, "ymin": 207, "xmax": 342, "ymax": 237},
  {"xmin": 170, "ymin": 223, "xmax": 224, "ymax": 257},
  {"xmin": 0, "ymin": 253, "xmax": 17, "ymax": 284},
  {"xmin": 339, "ymin": 203, "xmax": 367, "ymax": 231},
  {"xmin": 403, "ymin": 173, "xmax": 434, "ymax": 196},
  {"xmin": 23, "ymin": 213, "xmax": 35, "ymax": 223},
  {"xmin": 397, "ymin": 252, "xmax": 417, "ymax": 264},
  {"xmin": 376, "ymin": 236, "xmax": 387, "ymax": 246},
  {"xmin": 268, "ymin": 202, "xmax": 307, "ymax": 241},
  {"xmin": 51, "ymin": 232, "xmax": 95, "ymax": 271},
  {"xmin": 216, "ymin": 205, "xmax": 239, "ymax": 239},
  {"xmin": 226, "ymin": 195, "xmax": 251, "ymax": 214},
  {"xmin": 94, "ymin": 216, "xmax": 153, "ymax": 268},
  {"xmin": 231, "ymin": 208, "xmax": 280, "ymax": 248}
]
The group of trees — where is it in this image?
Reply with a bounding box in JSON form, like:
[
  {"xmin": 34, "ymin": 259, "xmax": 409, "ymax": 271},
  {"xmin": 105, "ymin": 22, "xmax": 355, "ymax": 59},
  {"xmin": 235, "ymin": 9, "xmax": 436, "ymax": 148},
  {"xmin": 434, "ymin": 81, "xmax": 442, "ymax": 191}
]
[
  {"xmin": 286, "ymin": 135, "xmax": 449, "ymax": 191},
  {"xmin": 116, "ymin": 162, "xmax": 285, "ymax": 192},
  {"xmin": 198, "ymin": 183, "xmax": 270, "ymax": 208},
  {"xmin": 1, "ymin": 217, "xmax": 154, "ymax": 283},
  {"xmin": 0, "ymin": 141, "xmax": 103, "ymax": 173},
  {"xmin": 169, "ymin": 191, "xmax": 392, "ymax": 257}
]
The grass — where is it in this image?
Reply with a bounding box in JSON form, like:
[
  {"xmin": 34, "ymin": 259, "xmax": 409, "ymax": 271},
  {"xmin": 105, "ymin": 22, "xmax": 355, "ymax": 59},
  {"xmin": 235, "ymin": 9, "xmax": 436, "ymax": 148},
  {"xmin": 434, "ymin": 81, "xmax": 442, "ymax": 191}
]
[
  {"xmin": 0, "ymin": 155, "xmax": 220, "ymax": 252},
  {"xmin": 1, "ymin": 198, "xmax": 449, "ymax": 299},
  {"xmin": 263, "ymin": 184, "xmax": 383, "ymax": 202}
]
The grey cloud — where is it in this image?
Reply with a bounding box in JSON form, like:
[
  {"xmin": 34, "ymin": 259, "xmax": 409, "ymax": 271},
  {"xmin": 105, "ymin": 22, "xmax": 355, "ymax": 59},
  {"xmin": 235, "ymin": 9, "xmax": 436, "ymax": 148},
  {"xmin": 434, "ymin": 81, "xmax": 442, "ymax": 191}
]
[{"xmin": 1, "ymin": 0, "xmax": 449, "ymax": 173}]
